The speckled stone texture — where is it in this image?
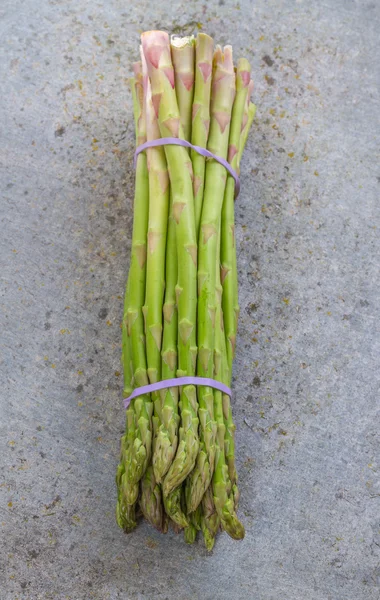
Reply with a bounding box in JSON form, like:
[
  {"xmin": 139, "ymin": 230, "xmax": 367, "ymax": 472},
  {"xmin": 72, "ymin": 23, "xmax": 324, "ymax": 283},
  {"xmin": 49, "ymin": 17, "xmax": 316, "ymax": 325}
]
[{"xmin": 1, "ymin": 0, "xmax": 379, "ymax": 598}]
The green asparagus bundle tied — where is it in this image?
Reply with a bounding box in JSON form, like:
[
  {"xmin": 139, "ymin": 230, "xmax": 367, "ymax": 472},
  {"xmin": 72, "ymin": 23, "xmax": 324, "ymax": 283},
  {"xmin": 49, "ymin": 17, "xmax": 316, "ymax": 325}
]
[{"xmin": 116, "ymin": 30, "xmax": 255, "ymax": 549}]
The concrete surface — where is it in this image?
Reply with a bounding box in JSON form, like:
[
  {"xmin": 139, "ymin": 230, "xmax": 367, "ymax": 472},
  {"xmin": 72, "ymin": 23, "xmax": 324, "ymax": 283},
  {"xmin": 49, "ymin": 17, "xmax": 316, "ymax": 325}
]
[{"xmin": 1, "ymin": 0, "xmax": 379, "ymax": 598}]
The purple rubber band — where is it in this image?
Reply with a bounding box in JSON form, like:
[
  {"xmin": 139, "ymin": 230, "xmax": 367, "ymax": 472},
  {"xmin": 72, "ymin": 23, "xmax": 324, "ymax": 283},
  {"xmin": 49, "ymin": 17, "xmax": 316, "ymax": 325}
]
[
  {"xmin": 134, "ymin": 137, "xmax": 240, "ymax": 199},
  {"xmin": 123, "ymin": 376, "xmax": 231, "ymax": 409}
]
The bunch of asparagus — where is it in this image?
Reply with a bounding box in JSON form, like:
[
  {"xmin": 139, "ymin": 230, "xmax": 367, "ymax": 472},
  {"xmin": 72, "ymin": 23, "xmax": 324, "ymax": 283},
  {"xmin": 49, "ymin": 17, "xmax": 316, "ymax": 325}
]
[{"xmin": 116, "ymin": 30, "xmax": 255, "ymax": 550}]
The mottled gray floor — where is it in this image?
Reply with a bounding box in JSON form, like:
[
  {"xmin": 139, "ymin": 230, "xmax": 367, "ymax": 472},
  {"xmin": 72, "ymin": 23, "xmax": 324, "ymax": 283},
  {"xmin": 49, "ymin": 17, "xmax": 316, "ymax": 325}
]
[{"xmin": 1, "ymin": 0, "xmax": 379, "ymax": 598}]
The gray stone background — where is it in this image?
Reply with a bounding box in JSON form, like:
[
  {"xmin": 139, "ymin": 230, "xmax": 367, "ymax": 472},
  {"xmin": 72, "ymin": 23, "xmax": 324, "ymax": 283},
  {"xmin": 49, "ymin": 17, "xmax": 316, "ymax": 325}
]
[{"xmin": 1, "ymin": 0, "xmax": 379, "ymax": 598}]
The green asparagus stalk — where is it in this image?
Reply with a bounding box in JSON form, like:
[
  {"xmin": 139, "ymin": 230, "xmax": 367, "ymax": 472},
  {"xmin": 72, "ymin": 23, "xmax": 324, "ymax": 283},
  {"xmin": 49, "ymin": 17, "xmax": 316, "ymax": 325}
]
[
  {"xmin": 116, "ymin": 277, "xmax": 134, "ymax": 529},
  {"xmin": 116, "ymin": 429, "xmax": 138, "ymax": 531},
  {"xmin": 125, "ymin": 63, "xmax": 154, "ymax": 492},
  {"xmin": 220, "ymin": 65, "xmax": 255, "ymax": 491},
  {"xmin": 116, "ymin": 488, "xmax": 138, "ymax": 532},
  {"xmin": 117, "ymin": 65, "xmax": 154, "ymax": 527},
  {"xmin": 139, "ymin": 466, "xmax": 166, "ymax": 532},
  {"xmin": 191, "ymin": 33, "xmax": 214, "ymax": 236},
  {"xmin": 220, "ymin": 309, "xmax": 240, "ymax": 510},
  {"xmin": 152, "ymin": 191, "xmax": 180, "ymax": 482},
  {"xmin": 141, "ymin": 52, "xmax": 170, "ymax": 467},
  {"xmin": 184, "ymin": 524, "xmax": 197, "ymax": 544},
  {"xmin": 221, "ymin": 59, "xmax": 251, "ymax": 372},
  {"xmin": 141, "ymin": 31, "xmax": 199, "ymax": 497},
  {"xmin": 163, "ymin": 486, "xmax": 189, "ymax": 529},
  {"xmin": 137, "ymin": 56, "xmax": 174, "ymax": 521},
  {"xmin": 212, "ymin": 219, "xmax": 244, "ymax": 540},
  {"xmin": 121, "ymin": 277, "xmax": 133, "ymax": 399},
  {"xmin": 185, "ymin": 46, "xmax": 236, "ymax": 514},
  {"xmin": 118, "ymin": 277, "xmax": 134, "ymax": 512},
  {"xmin": 153, "ymin": 35, "xmax": 196, "ymax": 483},
  {"xmin": 184, "ymin": 503, "xmax": 202, "ymax": 544},
  {"xmin": 117, "ymin": 304, "xmax": 138, "ymax": 530},
  {"xmin": 117, "ymin": 412, "xmax": 139, "ymax": 529},
  {"xmin": 201, "ymin": 484, "xmax": 220, "ymax": 550},
  {"xmin": 171, "ymin": 36, "xmax": 195, "ymax": 143},
  {"xmin": 238, "ymin": 82, "xmax": 256, "ymax": 169}
]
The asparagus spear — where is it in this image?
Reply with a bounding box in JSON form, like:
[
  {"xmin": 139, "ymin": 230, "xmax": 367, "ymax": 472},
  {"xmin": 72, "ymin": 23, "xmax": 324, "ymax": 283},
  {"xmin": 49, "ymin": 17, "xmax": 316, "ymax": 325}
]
[
  {"xmin": 117, "ymin": 65, "xmax": 153, "ymax": 527},
  {"xmin": 191, "ymin": 33, "xmax": 214, "ymax": 236},
  {"xmin": 118, "ymin": 315, "xmax": 142, "ymax": 519},
  {"xmin": 201, "ymin": 484, "xmax": 220, "ymax": 550},
  {"xmin": 141, "ymin": 52, "xmax": 170, "ymax": 467},
  {"xmin": 208, "ymin": 73, "xmax": 256, "ymax": 540},
  {"xmin": 184, "ymin": 503, "xmax": 202, "ymax": 544},
  {"xmin": 153, "ymin": 35, "xmax": 196, "ymax": 482},
  {"xmin": 139, "ymin": 466, "xmax": 166, "ymax": 532},
  {"xmin": 121, "ymin": 276, "xmax": 133, "ymax": 400},
  {"xmin": 171, "ymin": 36, "xmax": 195, "ymax": 143},
  {"xmin": 117, "ymin": 289, "xmax": 140, "ymax": 529},
  {"xmin": 212, "ymin": 219, "xmax": 244, "ymax": 540},
  {"xmin": 163, "ymin": 486, "xmax": 189, "ymax": 529},
  {"xmin": 116, "ymin": 487, "xmax": 138, "ymax": 533},
  {"xmin": 125, "ymin": 63, "xmax": 154, "ymax": 491},
  {"xmin": 116, "ymin": 428, "xmax": 138, "ymax": 531},
  {"xmin": 141, "ymin": 31, "xmax": 200, "ymax": 497},
  {"xmin": 185, "ymin": 45, "xmax": 236, "ymax": 514},
  {"xmin": 221, "ymin": 59, "xmax": 251, "ymax": 373},
  {"xmin": 220, "ymin": 65, "xmax": 255, "ymax": 490},
  {"xmin": 116, "ymin": 276, "xmax": 133, "ymax": 530},
  {"xmin": 152, "ymin": 191, "xmax": 180, "ymax": 482},
  {"xmin": 159, "ymin": 35, "xmax": 197, "ymax": 510},
  {"xmin": 238, "ymin": 82, "xmax": 256, "ymax": 169}
]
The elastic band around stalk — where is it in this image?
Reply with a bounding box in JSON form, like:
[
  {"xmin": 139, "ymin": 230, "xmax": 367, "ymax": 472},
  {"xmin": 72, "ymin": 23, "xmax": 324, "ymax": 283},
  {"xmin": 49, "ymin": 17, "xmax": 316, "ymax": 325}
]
[
  {"xmin": 124, "ymin": 376, "xmax": 231, "ymax": 409},
  {"xmin": 134, "ymin": 137, "xmax": 240, "ymax": 198}
]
